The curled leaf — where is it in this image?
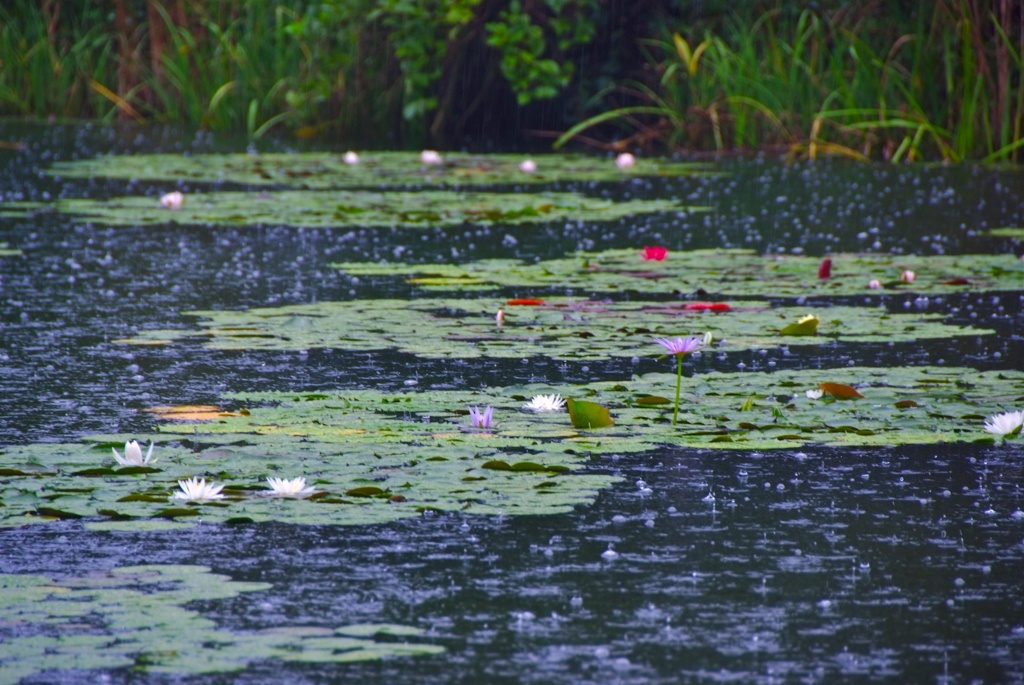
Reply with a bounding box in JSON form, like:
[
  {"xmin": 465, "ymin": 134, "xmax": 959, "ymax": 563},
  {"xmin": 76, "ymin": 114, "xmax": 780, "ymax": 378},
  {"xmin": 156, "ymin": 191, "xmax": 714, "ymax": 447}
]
[
  {"xmin": 481, "ymin": 460, "xmax": 512, "ymax": 471},
  {"xmin": 818, "ymin": 382, "xmax": 864, "ymax": 399},
  {"xmin": 779, "ymin": 315, "xmax": 819, "ymax": 336},
  {"xmin": 566, "ymin": 398, "xmax": 614, "ymax": 429}
]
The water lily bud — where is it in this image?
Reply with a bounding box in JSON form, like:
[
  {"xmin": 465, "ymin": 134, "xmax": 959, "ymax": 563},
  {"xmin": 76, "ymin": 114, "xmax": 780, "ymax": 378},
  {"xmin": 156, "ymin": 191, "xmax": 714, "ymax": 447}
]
[
  {"xmin": 421, "ymin": 150, "xmax": 443, "ymax": 165},
  {"xmin": 519, "ymin": 159, "xmax": 537, "ymax": 173},
  {"xmin": 818, "ymin": 258, "xmax": 832, "ymax": 279},
  {"xmin": 867, "ymin": 279, "xmax": 882, "ymax": 289},
  {"xmin": 495, "ymin": 309, "xmax": 505, "ymax": 325},
  {"xmin": 343, "ymin": 151, "xmax": 360, "ymax": 165},
  {"xmin": 615, "ymin": 152, "xmax": 636, "ymax": 168},
  {"xmin": 159, "ymin": 191, "xmax": 184, "ymax": 209},
  {"xmin": 900, "ymin": 269, "xmax": 916, "ymax": 282}
]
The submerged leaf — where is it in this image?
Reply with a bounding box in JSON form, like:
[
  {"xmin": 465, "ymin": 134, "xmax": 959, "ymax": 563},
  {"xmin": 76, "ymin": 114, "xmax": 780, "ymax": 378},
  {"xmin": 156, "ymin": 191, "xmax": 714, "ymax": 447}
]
[
  {"xmin": 635, "ymin": 395, "xmax": 672, "ymax": 405},
  {"xmin": 345, "ymin": 487, "xmax": 387, "ymax": 497}
]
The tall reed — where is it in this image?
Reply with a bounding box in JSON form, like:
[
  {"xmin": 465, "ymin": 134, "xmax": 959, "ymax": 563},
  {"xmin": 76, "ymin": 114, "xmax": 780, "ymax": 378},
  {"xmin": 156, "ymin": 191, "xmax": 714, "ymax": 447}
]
[{"xmin": 557, "ymin": 1, "xmax": 1024, "ymax": 163}]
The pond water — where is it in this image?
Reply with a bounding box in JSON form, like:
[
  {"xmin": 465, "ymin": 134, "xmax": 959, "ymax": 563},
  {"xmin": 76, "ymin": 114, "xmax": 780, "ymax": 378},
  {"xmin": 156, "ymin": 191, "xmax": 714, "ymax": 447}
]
[{"xmin": 1, "ymin": 122, "xmax": 1023, "ymax": 683}]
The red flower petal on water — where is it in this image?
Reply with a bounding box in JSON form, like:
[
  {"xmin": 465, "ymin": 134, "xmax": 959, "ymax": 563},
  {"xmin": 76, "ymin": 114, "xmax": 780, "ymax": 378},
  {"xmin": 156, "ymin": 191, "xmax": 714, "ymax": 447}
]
[
  {"xmin": 641, "ymin": 246, "xmax": 668, "ymax": 261},
  {"xmin": 684, "ymin": 302, "xmax": 732, "ymax": 311},
  {"xmin": 818, "ymin": 258, "xmax": 832, "ymax": 279},
  {"xmin": 506, "ymin": 298, "xmax": 546, "ymax": 306}
]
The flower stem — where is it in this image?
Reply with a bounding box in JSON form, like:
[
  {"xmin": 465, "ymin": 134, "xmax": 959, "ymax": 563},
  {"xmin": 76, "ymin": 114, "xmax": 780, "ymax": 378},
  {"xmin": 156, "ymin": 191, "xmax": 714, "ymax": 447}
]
[{"xmin": 673, "ymin": 354, "xmax": 682, "ymax": 425}]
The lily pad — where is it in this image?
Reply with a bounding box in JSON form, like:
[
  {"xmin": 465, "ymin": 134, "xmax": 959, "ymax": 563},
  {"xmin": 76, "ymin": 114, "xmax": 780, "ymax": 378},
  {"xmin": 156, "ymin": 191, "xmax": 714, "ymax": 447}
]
[
  {"xmin": 0, "ymin": 242, "xmax": 21, "ymax": 257},
  {"xmin": 115, "ymin": 296, "xmax": 993, "ymax": 360},
  {"xmin": 333, "ymin": 248, "xmax": 1024, "ymax": 297},
  {"xmin": 46, "ymin": 151, "xmax": 712, "ymax": 189},
  {"xmin": 32, "ymin": 189, "xmax": 695, "ymax": 230},
  {"xmin": 0, "ymin": 365, "xmax": 1020, "ymax": 530},
  {"xmin": 0, "ymin": 565, "xmax": 442, "ymax": 683}
]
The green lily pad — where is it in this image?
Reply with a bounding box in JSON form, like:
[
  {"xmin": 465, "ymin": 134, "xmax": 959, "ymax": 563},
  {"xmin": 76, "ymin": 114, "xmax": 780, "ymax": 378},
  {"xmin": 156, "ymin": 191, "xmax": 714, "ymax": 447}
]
[
  {"xmin": 0, "ymin": 565, "xmax": 442, "ymax": 682},
  {"xmin": 0, "ymin": 242, "xmax": 22, "ymax": 257},
  {"xmin": 46, "ymin": 151, "xmax": 712, "ymax": 189},
  {"xmin": 988, "ymin": 227, "xmax": 1024, "ymax": 238},
  {"xmin": 332, "ymin": 248, "xmax": 1024, "ymax": 297},
  {"xmin": 115, "ymin": 296, "xmax": 992, "ymax": 360}
]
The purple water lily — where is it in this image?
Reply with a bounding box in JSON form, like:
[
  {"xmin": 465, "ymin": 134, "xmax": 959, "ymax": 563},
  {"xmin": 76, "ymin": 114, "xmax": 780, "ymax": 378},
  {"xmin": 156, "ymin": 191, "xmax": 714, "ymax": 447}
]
[
  {"xmin": 653, "ymin": 335, "xmax": 708, "ymax": 356},
  {"xmin": 468, "ymin": 406, "xmax": 495, "ymax": 429},
  {"xmin": 654, "ymin": 333, "xmax": 711, "ymax": 425}
]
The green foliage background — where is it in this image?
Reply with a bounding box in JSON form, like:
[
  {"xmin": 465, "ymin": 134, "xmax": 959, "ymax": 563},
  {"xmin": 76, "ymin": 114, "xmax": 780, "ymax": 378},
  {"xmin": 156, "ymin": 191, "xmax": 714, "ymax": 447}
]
[{"xmin": 3, "ymin": 1, "xmax": 1022, "ymax": 159}]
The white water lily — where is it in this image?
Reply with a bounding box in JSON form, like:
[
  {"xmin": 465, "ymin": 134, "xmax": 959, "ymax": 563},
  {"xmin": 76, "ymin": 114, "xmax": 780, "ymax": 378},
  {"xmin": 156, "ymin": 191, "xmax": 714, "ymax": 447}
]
[
  {"xmin": 900, "ymin": 269, "xmax": 916, "ymax": 282},
  {"xmin": 343, "ymin": 151, "xmax": 360, "ymax": 164},
  {"xmin": 159, "ymin": 191, "xmax": 184, "ymax": 209},
  {"xmin": 984, "ymin": 410, "xmax": 1024, "ymax": 437},
  {"xmin": 867, "ymin": 279, "xmax": 882, "ymax": 290},
  {"xmin": 266, "ymin": 476, "xmax": 317, "ymax": 499},
  {"xmin": 524, "ymin": 394, "xmax": 566, "ymax": 412},
  {"xmin": 421, "ymin": 149, "xmax": 443, "ymax": 165},
  {"xmin": 615, "ymin": 152, "xmax": 635, "ymax": 168},
  {"xmin": 806, "ymin": 389, "xmax": 824, "ymax": 399},
  {"xmin": 112, "ymin": 440, "xmax": 155, "ymax": 466},
  {"xmin": 519, "ymin": 159, "xmax": 537, "ymax": 173},
  {"xmin": 172, "ymin": 477, "xmax": 225, "ymax": 502}
]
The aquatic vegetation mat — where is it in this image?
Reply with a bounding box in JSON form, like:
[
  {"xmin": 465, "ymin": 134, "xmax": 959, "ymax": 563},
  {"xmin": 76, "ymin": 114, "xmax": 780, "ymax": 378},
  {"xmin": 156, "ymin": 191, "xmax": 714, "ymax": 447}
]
[
  {"xmin": 46, "ymin": 151, "xmax": 711, "ymax": 189},
  {"xmin": 0, "ymin": 564, "xmax": 442, "ymax": 683},
  {"xmin": 16, "ymin": 190, "xmax": 694, "ymax": 230},
  {"xmin": 0, "ymin": 366, "xmax": 1017, "ymax": 530},
  {"xmin": 334, "ymin": 248, "xmax": 1024, "ymax": 297},
  {"xmin": 116, "ymin": 296, "xmax": 993, "ymax": 360}
]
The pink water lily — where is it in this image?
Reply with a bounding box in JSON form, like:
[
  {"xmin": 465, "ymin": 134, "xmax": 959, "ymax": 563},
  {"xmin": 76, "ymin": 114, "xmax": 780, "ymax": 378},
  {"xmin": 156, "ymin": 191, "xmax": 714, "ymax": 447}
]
[{"xmin": 615, "ymin": 152, "xmax": 636, "ymax": 168}]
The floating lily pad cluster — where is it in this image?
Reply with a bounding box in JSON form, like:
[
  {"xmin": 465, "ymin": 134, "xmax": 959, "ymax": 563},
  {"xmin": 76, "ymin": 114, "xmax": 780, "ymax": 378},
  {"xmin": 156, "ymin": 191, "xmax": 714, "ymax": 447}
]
[
  {"xmin": 35, "ymin": 190, "xmax": 691, "ymax": 230},
  {"xmin": 334, "ymin": 248, "xmax": 1024, "ymax": 297},
  {"xmin": 46, "ymin": 151, "xmax": 712, "ymax": 188},
  {"xmin": 0, "ymin": 564, "xmax": 442, "ymax": 683},
  {"xmin": 116, "ymin": 296, "xmax": 991, "ymax": 360},
  {"xmin": 0, "ymin": 403, "xmax": 621, "ymax": 528},
  {"xmin": 1, "ymin": 365, "xmax": 1018, "ymax": 529},
  {"xmin": 0, "ymin": 152, "xmax": 716, "ymax": 230}
]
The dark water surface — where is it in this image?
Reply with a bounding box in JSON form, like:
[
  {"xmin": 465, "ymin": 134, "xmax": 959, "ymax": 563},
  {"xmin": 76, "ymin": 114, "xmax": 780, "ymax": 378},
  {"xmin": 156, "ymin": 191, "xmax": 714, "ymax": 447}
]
[{"xmin": 2, "ymin": 123, "xmax": 1024, "ymax": 683}]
